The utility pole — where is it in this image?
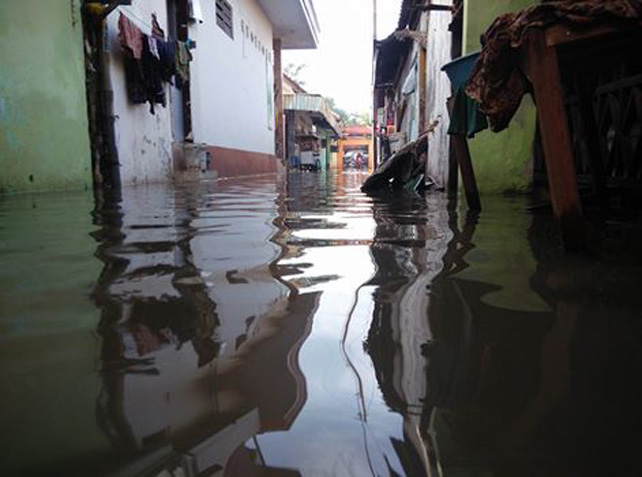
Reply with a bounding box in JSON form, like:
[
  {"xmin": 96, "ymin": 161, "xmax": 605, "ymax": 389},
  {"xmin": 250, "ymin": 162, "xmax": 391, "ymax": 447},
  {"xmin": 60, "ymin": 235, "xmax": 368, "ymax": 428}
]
[
  {"xmin": 373, "ymin": 0, "xmax": 377, "ymax": 42},
  {"xmin": 372, "ymin": 0, "xmax": 378, "ymax": 168}
]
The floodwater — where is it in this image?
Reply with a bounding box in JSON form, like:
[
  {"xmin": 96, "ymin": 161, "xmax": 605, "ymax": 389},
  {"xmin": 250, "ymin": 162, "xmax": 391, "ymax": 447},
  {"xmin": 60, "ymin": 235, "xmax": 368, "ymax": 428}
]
[{"xmin": 1, "ymin": 172, "xmax": 642, "ymax": 477}]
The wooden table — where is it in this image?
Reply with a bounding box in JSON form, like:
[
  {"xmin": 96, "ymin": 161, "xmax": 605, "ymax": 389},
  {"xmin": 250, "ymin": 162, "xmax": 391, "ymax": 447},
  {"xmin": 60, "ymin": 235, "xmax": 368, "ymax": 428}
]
[{"xmin": 518, "ymin": 23, "xmax": 627, "ymax": 252}]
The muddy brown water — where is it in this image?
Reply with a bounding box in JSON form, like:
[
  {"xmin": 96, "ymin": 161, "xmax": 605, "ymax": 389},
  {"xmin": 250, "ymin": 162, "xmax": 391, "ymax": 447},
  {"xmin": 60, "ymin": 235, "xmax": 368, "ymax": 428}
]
[{"xmin": 1, "ymin": 172, "xmax": 641, "ymax": 476}]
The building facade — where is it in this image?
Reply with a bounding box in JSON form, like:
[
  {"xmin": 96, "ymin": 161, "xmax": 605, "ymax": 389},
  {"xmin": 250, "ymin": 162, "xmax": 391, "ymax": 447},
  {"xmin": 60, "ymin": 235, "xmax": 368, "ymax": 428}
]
[
  {"xmin": 0, "ymin": 0, "xmax": 92, "ymax": 194},
  {"xmin": 1, "ymin": 0, "xmax": 319, "ymax": 194},
  {"xmin": 373, "ymin": 0, "xmax": 539, "ymax": 195},
  {"xmin": 283, "ymin": 75, "xmax": 341, "ymax": 172},
  {"xmin": 102, "ymin": 0, "xmax": 319, "ymax": 185}
]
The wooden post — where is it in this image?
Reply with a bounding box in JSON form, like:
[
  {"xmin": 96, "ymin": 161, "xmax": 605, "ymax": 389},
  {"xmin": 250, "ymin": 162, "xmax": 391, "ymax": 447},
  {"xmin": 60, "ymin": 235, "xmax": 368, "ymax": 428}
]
[
  {"xmin": 418, "ymin": 45, "xmax": 427, "ymax": 132},
  {"xmin": 524, "ymin": 31, "xmax": 585, "ymax": 251},
  {"xmin": 273, "ymin": 38, "xmax": 285, "ymax": 160},
  {"xmin": 452, "ymin": 135, "xmax": 481, "ymax": 211}
]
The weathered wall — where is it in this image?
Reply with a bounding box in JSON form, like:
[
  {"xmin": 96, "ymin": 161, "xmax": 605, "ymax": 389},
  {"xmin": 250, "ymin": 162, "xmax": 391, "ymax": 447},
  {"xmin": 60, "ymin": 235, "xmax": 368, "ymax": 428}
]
[
  {"xmin": 463, "ymin": 0, "xmax": 538, "ymax": 194},
  {"xmin": 0, "ymin": 0, "xmax": 92, "ymax": 194},
  {"xmin": 106, "ymin": 2, "xmax": 174, "ymax": 185},
  {"xmin": 191, "ymin": 0, "xmax": 276, "ymax": 155},
  {"xmin": 397, "ymin": 45, "xmax": 420, "ymax": 143},
  {"xmin": 423, "ymin": 3, "xmax": 453, "ymax": 188}
]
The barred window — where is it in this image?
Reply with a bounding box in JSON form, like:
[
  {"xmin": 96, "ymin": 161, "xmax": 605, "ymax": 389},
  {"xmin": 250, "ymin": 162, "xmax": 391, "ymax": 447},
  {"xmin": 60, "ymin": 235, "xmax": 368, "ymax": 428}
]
[{"xmin": 216, "ymin": 0, "xmax": 233, "ymax": 39}]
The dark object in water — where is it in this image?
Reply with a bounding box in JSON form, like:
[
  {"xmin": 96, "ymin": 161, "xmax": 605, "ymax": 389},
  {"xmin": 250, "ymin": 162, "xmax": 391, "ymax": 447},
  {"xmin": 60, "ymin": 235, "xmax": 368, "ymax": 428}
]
[{"xmin": 361, "ymin": 129, "xmax": 432, "ymax": 193}]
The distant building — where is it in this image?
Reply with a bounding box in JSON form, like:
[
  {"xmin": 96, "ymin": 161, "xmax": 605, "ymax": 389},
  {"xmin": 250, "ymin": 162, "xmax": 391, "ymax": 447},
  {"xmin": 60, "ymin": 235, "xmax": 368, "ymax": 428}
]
[
  {"xmin": 282, "ymin": 75, "xmax": 341, "ymax": 172},
  {"xmin": 337, "ymin": 125, "xmax": 374, "ymax": 172}
]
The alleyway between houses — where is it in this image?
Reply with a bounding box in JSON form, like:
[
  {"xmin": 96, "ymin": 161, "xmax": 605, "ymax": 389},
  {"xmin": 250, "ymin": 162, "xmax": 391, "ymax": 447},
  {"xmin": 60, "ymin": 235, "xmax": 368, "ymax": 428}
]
[{"xmin": 2, "ymin": 172, "xmax": 642, "ymax": 476}]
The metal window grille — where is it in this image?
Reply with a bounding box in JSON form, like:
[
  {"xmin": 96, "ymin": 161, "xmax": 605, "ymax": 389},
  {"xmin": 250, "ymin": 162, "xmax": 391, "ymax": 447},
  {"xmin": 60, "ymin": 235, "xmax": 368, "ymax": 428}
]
[{"xmin": 216, "ymin": 0, "xmax": 233, "ymax": 39}]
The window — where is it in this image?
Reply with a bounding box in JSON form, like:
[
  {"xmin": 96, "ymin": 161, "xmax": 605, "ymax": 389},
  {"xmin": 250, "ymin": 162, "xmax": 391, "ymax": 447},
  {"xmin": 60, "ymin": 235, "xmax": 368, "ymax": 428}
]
[{"xmin": 216, "ymin": 0, "xmax": 233, "ymax": 39}]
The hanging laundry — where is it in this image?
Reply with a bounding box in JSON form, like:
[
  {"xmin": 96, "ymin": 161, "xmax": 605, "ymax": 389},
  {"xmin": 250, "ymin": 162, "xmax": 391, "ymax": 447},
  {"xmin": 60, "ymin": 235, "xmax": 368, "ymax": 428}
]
[
  {"xmin": 151, "ymin": 13, "xmax": 166, "ymax": 39},
  {"xmin": 148, "ymin": 36, "xmax": 160, "ymax": 60},
  {"xmin": 157, "ymin": 40, "xmax": 176, "ymax": 83},
  {"xmin": 141, "ymin": 34, "xmax": 166, "ymax": 114},
  {"xmin": 118, "ymin": 13, "xmax": 143, "ymax": 60},
  {"xmin": 124, "ymin": 55, "xmax": 147, "ymax": 105},
  {"xmin": 175, "ymin": 41, "xmax": 193, "ymax": 89}
]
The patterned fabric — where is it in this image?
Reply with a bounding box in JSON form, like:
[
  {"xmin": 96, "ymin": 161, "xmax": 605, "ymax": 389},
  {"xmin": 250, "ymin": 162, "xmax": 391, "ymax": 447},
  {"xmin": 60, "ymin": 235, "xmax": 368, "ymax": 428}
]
[
  {"xmin": 466, "ymin": 0, "xmax": 642, "ymax": 132},
  {"xmin": 118, "ymin": 13, "xmax": 143, "ymax": 60}
]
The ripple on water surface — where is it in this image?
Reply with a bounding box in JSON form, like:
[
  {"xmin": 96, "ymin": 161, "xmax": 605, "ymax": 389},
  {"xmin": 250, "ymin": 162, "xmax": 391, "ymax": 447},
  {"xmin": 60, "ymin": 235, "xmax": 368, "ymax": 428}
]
[{"xmin": 1, "ymin": 172, "xmax": 642, "ymax": 476}]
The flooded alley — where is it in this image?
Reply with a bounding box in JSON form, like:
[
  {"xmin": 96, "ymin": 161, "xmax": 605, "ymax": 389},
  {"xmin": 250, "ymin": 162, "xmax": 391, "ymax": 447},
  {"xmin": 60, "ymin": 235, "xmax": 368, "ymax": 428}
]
[{"xmin": 2, "ymin": 172, "xmax": 642, "ymax": 476}]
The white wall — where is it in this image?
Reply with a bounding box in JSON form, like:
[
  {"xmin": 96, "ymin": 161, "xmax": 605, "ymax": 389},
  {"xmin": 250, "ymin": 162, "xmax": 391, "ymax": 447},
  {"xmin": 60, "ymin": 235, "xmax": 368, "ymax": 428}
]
[
  {"xmin": 106, "ymin": 1, "xmax": 174, "ymax": 185},
  {"xmin": 191, "ymin": 0, "xmax": 275, "ymax": 155},
  {"xmin": 423, "ymin": 5, "xmax": 453, "ymax": 188}
]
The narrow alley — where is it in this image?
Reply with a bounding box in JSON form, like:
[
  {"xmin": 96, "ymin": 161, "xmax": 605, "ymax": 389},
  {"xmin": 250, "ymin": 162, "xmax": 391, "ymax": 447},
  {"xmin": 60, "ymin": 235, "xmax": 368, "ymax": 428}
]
[
  {"xmin": 2, "ymin": 0, "xmax": 642, "ymax": 476},
  {"xmin": 1, "ymin": 172, "xmax": 642, "ymax": 475}
]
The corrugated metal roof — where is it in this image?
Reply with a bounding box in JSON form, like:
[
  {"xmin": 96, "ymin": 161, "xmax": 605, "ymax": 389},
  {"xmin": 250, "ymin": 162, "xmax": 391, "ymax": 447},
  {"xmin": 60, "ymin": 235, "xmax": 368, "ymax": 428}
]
[
  {"xmin": 284, "ymin": 93, "xmax": 342, "ymax": 136},
  {"xmin": 374, "ymin": 33, "xmax": 412, "ymax": 87}
]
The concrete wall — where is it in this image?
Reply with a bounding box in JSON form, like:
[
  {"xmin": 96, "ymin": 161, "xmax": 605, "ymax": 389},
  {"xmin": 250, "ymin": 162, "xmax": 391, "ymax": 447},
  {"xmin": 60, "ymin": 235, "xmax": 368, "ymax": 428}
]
[
  {"xmin": 0, "ymin": 0, "xmax": 92, "ymax": 194},
  {"xmin": 106, "ymin": 2, "xmax": 174, "ymax": 185},
  {"xmin": 463, "ymin": 0, "xmax": 538, "ymax": 194},
  {"xmin": 423, "ymin": 3, "xmax": 453, "ymax": 188},
  {"xmin": 191, "ymin": 0, "xmax": 275, "ymax": 155}
]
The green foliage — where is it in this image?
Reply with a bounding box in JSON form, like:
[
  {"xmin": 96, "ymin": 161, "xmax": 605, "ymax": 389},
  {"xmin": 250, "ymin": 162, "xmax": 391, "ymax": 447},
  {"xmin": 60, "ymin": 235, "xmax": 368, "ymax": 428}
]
[
  {"xmin": 325, "ymin": 97, "xmax": 372, "ymax": 126},
  {"xmin": 284, "ymin": 63, "xmax": 307, "ymax": 86}
]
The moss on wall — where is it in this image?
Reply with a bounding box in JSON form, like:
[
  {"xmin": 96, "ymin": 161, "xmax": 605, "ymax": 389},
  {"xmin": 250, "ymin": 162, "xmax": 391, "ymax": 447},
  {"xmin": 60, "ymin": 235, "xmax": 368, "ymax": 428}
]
[
  {"xmin": 0, "ymin": 0, "xmax": 92, "ymax": 194},
  {"xmin": 463, "ymin": 0, "xmax": 538, "ymax": 194}
]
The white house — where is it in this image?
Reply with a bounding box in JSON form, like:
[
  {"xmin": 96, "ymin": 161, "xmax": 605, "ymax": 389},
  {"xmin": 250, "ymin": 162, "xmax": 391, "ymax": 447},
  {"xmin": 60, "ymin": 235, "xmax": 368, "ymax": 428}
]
[{"xmin": 103, "ymin": 0, "xmax": 319, "ymax": 185}]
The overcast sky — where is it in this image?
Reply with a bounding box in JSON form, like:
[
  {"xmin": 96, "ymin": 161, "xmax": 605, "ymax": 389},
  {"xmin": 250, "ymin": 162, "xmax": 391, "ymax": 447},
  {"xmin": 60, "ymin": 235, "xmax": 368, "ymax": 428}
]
[{"xmin": 283, "ymin": 0, "xmax": 403, "ymax": 115}]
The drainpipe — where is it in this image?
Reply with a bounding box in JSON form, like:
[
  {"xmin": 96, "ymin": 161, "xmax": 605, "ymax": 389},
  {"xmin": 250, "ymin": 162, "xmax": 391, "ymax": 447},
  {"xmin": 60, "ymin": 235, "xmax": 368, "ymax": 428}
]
[
  {"xmin": 99, "ymin": 19, "xmax": 121, "ymax": 190},
  {"xmin": 84, "ymin": 1, "xmax": 130, "ymax": 190}
]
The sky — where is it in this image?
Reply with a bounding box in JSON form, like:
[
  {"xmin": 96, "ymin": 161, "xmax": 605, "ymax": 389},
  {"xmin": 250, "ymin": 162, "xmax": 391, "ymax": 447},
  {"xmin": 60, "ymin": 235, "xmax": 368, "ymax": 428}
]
[{"xmin": 283, "ymin": 0, "xmax": 403, "ymax": 115}]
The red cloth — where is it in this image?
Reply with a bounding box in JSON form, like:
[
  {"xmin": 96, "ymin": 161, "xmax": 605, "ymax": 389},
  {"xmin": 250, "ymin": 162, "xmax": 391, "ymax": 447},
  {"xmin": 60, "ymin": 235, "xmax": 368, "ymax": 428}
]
[
  {"xmin": 466, "ymin": 0, "xmax": 642, "ymax": 132},
  {"xmin": 118, "ymin": 13, "xmax": 143, "ymax": 60}
]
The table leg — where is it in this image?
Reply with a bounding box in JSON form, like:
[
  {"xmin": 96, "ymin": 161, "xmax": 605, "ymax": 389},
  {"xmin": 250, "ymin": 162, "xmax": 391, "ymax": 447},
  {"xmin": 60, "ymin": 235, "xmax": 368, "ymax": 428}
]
[
  {"xmin": 525, "ymin": 31, "xmax": 585, "ymax": 252},
  {"xmin": 452, "ymin": 134, "xmax": 482, "ymax": 211}
]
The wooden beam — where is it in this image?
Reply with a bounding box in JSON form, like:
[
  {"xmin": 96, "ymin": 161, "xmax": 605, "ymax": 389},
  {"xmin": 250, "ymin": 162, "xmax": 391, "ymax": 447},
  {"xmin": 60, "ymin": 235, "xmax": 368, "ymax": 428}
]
[
  {"xmin": 418, "ymin": 45, "xmax": 427, "ymax": 132},
  {"xmin": 544, "ymin": 23, "xmax": 617, "ymax": 48},
  {"xmin": 415, "ymin": 5, "xmax": 453, "ymax": 12},
  {"xmin": 523, "ymin": 31, "xmax": 585, "ymax": 252}
]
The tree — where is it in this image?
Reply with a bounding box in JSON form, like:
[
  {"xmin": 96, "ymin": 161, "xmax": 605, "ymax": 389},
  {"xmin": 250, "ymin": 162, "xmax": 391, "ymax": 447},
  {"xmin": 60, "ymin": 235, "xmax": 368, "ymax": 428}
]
[
  {"xmin": 325, "ymin": 97, "xmax": 372, "ymax": 127},
  {"xmin": 284, "ymin": 63, "xmax": 307, "ymax": 87}
]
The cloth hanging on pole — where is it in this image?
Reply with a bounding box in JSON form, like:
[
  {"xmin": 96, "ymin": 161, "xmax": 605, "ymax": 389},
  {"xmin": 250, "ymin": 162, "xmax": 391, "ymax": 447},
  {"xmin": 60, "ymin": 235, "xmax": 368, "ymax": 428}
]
[
  {"xmin": 466, "ymin": 0, "xmax": 642, "ymax": 132},
  {"xmin": 448, "ymin": 84, "xmax": 488, "ymax": 139}
]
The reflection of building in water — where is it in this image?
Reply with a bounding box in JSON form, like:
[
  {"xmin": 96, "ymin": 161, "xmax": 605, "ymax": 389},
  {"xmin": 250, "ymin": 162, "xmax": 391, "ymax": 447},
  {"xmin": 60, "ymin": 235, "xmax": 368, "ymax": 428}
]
[
  {"xmin": 92, "ymin": 182, "xmax": 318, "ymax": 476},
  {"xmin": 365, "ymin": 191, "xmax": 452, "ymax": 475},
  {"xmin": 374, "ymin": 200, "xmax": 642, "ymax": 477}
]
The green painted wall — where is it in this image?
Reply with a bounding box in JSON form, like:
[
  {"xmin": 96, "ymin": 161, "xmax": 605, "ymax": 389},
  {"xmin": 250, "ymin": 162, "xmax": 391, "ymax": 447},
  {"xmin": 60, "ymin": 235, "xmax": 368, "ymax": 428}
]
[
  {"xmin": 463, "ymin": 0, "xmax": 538, "ymax": 194},
  {"xmin": 0, "ymin": 0, "xmax": 92, "ymax": 194}
]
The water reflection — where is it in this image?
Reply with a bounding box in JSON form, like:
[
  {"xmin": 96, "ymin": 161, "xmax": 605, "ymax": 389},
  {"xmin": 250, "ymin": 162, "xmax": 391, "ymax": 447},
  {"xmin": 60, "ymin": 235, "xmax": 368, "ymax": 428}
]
[
  {"xmin": 89, "ymin": 180, "xmax": 318, "ymax": 476},
  {"xmin": 364, "ymin": 192, "xmax": 642, "ymax": 476},
  {"xmin": 1, "ymin": 173, "xmax": 641, "ymax": 476}
]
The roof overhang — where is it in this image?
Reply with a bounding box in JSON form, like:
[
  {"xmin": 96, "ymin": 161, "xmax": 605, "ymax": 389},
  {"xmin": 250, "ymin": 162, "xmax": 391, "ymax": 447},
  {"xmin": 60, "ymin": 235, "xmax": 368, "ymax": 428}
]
[
  {"xmin": 258, "ymin": 0, "xmax": 320, "ymax": 49},
  {"xmin": 284, "ymin": 93, "xmax": 342, "ymax": 136},
  {"xmin": 374, "ymin": 34, "xmax": 412, "ymax": 88}
]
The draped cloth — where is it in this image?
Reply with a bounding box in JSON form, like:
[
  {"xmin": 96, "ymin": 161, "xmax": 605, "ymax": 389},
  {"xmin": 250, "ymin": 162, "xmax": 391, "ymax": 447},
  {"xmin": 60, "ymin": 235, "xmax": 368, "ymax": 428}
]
[{"xmin": 466, "ymin": 0, "xmax": 642, "ymax": 132}]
